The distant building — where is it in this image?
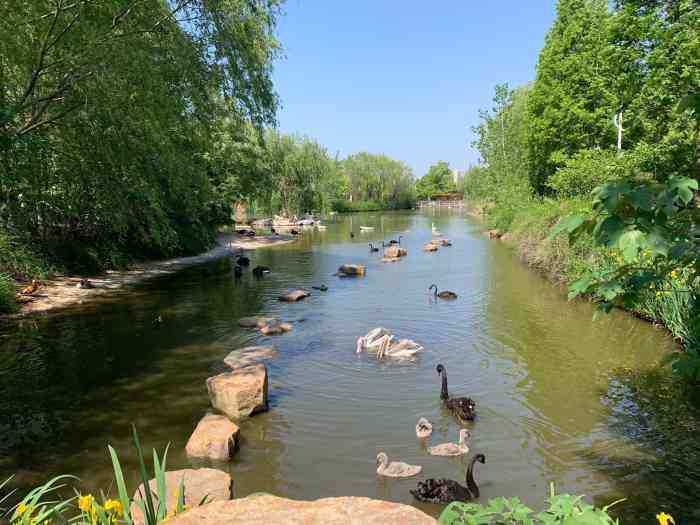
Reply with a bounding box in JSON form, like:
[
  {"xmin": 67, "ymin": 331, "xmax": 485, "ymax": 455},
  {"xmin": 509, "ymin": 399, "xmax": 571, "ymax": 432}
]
[{"xmin": 451, "ymin": 169, "xmax": 465, "ymax": 186}]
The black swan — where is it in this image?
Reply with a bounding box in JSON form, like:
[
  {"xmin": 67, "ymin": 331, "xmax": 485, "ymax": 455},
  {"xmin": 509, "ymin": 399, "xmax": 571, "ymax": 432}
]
[
  {"xmin": 369, "ymin": 243, "xmax": 379, "ymax": 252},
  {"xmin": 388, "ymin": 236, "xmax": 403, "ymax": 245},
  {"xmin": 312, "ymin": 284, "xmax": 328, "ymax": 292},
  {"xmin": 252, "ymin": 266, "xmax": 271, "ymax": 277},
  {"xmin": 437, "ymin": 364, "xmax": 476, "ymax": 422},
  {"xmin": 429, "ymin": 284, "xmax": 457, "ymax": 300},
  {"xmin": 410, "ymin": 453, "xmax": 485, "ymax": 503},
  {"xmin": 236, "ymin": 254, "xmax": 250, "ymax": 266},
  {"xmin": 350, "ymin": 232, "xmax": 355, "ymax": 238}
]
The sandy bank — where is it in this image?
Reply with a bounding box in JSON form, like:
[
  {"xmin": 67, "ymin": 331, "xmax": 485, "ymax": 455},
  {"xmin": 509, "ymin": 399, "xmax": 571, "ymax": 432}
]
[{"xmin": 10, "ymin": 232, "xmax": 295, "ymax": 317}]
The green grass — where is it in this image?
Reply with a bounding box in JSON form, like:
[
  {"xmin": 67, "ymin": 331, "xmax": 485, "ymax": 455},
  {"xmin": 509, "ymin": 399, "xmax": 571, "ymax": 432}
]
[
  {"xmin": 0, "ymin": 230, "xmax": 52, "ymax": 281},
  {"xmin": 0, "ymin": 273, "xmax": 17, "ymax": 314}
]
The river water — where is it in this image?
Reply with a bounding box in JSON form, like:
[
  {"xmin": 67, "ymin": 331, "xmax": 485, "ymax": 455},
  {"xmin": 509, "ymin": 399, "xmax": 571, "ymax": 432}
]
[{"xmin": 1, "ymin": 211, "xmax": 699, "ymax": 521}]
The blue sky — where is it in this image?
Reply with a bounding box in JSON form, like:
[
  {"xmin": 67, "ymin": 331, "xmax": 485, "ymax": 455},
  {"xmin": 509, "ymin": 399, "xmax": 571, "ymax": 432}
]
[{"xmin": 273, "ymin": 1, "xmax": 557, "ymax": 177}]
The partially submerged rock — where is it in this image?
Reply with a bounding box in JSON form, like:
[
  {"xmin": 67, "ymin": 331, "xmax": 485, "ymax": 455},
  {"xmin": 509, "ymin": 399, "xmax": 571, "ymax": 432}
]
[
  {"xmin": 487, "ymin": 229, "xmax": 502, "ymax": 239},
  {"xmin": 131, "ymin": 468, "xmax": 233, "ymax": 525},
  {"xmin": 278, "ymin": 290, "xmax": 310, "ymax": 302},
  {"xmin": 238, "ymin": 316, "xmax": 274, "ymax": 328},
  {"xmin": 260, "ymin": 320, "xmax": 294, "ymax": 336},
  {"xmin": 440, "ymin": 238, "xmax": 452, "ymax": 246},
  {"xmin": 206, "ymin": 364, "xmax": 268, "ymax": 420},
  {"xmin": 337, "ymin": 264, "xmax": 366, "ymax": 276},
  {"xmin": 423, "ymin": 243, "xmax": 438, "ymax": 252},
  {"xmin": 224, "ymin": 346, "xmax": 276, "ymax": 369},
  {"xmin": 165, "ymin": 495, "xmax": 436, "ymax": 525},
  {"xmin": 383, "ymin": 246, "xmax": 407, "ymax": 258},
  {"xmin": 185, "ymin": 413, "xmax": 239, "ymax": 461},
  {"xmin": 382, "ymin": 257, "xmax": 401, "ymax": 263}
]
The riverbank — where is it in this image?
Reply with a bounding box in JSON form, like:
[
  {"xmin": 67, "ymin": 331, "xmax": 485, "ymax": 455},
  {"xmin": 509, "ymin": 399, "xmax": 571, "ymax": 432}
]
[
  {"xmin": 6, "ymin": 232, "xmax": 295, "ymax": 318},
  {"xmin": 468, "ymin": 197, "xmax": 692, "ymax": 346}
]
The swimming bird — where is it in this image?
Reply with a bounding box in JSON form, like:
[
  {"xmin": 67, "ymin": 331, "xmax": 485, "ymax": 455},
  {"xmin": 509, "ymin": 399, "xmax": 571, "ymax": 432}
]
[
  {"xmin": 356, "ymin": 327, "xmax": 390, "ymax": 353},
  {"xmin": 369, "ymin": 243, "xmax": 379, "ymax": 253},
  {"xmin": 153, "ymin": 315, "xmax": 163, "ymax": 328},
  {"xmin": 376, "ymin": 452, "xmax": 422, "ymax": 478},
  {"xmin": 415, "ymin": 417, "xmax": 433, "ymax": 439},
  {"xmin": 20, "ymin": 279, "xmax": 39, "ymax": 295},
  {"xmin": 376, "ymin": 336, "xmax": 424, "ymax": 359},
  {"xmin": 428, "ymin": 429, "xmax": 470, "ymax": 456},
  {"xmin": 252, "ymin": 266, "xmax": 271, "ymax": 277},
  {"xmin": 410, "ymin": 454, "xmax": 485, "ymax": 503},
  {"xmin": 312, "ymin": 284, "xmax": 328, "ymax": 292},
  {"xmin": 388, "ymin": 236, "xmax": 403, "ymax": 245},
  {"xmin": 233, "ymin": 265, "xmax": 243, "ymax": 279},
  {"xmin": 436, "ymin": 364, "xmax": 476, "ymax": 423},
  {"xmin": 350, "ymin": 232, "xmax": 355, "ymax": 239},
  {"xmin": 429, "ymin": 284, "xmax": 457, "ymax": 300}
]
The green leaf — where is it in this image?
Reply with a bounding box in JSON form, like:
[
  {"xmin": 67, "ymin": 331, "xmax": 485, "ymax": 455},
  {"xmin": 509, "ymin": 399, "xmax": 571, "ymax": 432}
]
[
  {"xmin": 549, "ymin": 215, "xmax": 585, "ymax": 239},
  {"xmin": 616, "ymin": 230, "xmax": 646, "ymax": 262}
]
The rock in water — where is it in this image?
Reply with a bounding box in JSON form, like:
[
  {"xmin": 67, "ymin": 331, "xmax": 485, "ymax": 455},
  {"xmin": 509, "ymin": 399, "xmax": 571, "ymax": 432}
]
[
  {"xmin": 423, "ymin": 243, "xmax": 438, "ymax": 252},
  {"xmin": 224, "ymin": 346, "xmax": 276, "ymax": 369},
  {"xmin": 238, "ymin": 316, "xmax": 274, "ymax": 328},
  {"xmin": 260, "ymin": 321, "xmax": 294, "ymax": 335},
  {"xmin": 165, "ymin": 495, "xmax": 436, "ymax": 525},
  {"xmin": 130, "ymin": 468, "xmax": 233, "ymax": 525},
  {"xmin": 337, "ymin": 264, "xmax": 366, "ymax": 276},
  {"xmin": 383, "ymin": 246, "xmax": 407, "ymax": 258},
  {"xmin": 278, "ymin": 290, "xmax": 310, "ymax": 302},
  {"xmin": 185, "ymin": 414, "xmax": 239, "ymax": 461},
  {"xmin": 206, "ymin": 364, "xmax": 268, "ymax": 420}
]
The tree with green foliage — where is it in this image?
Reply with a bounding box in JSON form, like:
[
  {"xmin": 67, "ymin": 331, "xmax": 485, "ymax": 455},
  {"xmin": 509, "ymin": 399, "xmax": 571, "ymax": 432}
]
[
  {"xmin": 528, "ymin": 0, "xmax": 618, "ymax": 192},
  {"xmin": 416, "ymin": 161, "xmax": 455, "ymax": 200},
  {"xmin": 338, "ymin": 152, "xmax": 415, "ymax": 209}
]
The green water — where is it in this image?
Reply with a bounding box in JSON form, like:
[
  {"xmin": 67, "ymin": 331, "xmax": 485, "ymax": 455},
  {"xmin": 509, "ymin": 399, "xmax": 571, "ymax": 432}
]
[{"xmin": 1, "ymin": 211, "xmax": 698, "ymax": 521}]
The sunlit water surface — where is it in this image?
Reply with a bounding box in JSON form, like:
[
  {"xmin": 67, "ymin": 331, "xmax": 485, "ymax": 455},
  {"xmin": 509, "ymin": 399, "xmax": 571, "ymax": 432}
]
[{"xmin": 2, "ymin": 211, "xmax": 700, "ymax": 521}]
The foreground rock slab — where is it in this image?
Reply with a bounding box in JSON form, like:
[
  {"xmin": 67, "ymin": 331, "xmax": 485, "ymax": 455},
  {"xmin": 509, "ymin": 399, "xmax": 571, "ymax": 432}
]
[
  {"xmin": 224, "ymin": 346, "xmax": 276, "ymax": 369},
  {"xmin": 131, "ymin": 468, "xmax": 233, "ymax": 525},
  {"xmin": 337, "ymin": 264, "xmax": 366, "ymax": 276},
  {"xmin": 165, "ymin": 495, "xmax": 436, "ymax": 525},
  {"xmin": 185, "ymin": 414, "xmax": 240, "ymax": 461},
  {"xmin": 207, "ymin": 364, "xmax": 268, "ymax": 420},
  {"xmin": 278, "ymin": 289, "xmax": 310, "ymax": 302}
]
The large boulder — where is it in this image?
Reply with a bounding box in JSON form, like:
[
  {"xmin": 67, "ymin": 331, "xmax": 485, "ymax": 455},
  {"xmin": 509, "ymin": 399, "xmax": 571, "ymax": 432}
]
[
  {"xmin": 224, "ymin": 346, "xmax": 276, "ymax": 369},
  {"xmin": 206, "ymin": 364, "xmax": 268, "ymax": 420},
  {"xmin": 383, "ymin": 246, "xmax": 407, "ymax": 258},
  {"xmin": 238, "ymin": 316, "xmax": 274, "ymax": 328},
  {"xmin": 185, "ymin": 414, "xmax": 239, "ymax": 461},
  {"xmin": 278, "ymin": 290, "xmax": 310, "ymax": 302},
  {"xmin": 337, "ymin": 264, "xmax": 366, "ymax": 276},
  {"xmin": 423, "ymin": 243, "xmax": 438, "ymax": 252},
  {"xmin": 165, "ymin": 495, "xmax": 436, "ymax": 525},
  {"xmin": 130, "ymin": 468, "xmax": 233, "ymax": 525}
]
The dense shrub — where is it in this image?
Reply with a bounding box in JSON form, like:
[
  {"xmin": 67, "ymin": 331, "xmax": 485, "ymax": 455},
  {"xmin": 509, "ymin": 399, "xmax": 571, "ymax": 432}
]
[
  {"xmin": 0, "ymin": 273, "xmax": 17, "ymax": 314},
  {"xmin": 547, "ymin": 149, "xmax": 637, "ymax": 198}
]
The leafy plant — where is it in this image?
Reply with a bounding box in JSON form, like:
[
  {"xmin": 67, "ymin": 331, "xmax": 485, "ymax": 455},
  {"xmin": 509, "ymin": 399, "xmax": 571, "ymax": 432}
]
[
  {"xmin": 2, "ymin": 475, "xmax": 77, "ymax": 524},
  {"xmin": 0, "ymin": 272, "xmax": 17, "ymax": 314},
  {"xmin": 438, "ymin": 483, "xmax": 622, "ymax": 525}
]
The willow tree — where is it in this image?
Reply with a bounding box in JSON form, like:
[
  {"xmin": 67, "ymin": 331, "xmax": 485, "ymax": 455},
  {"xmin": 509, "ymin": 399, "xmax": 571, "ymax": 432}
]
[{"xmin": 0, "ymin": 1, "xmax": 281, "ymax": 265}]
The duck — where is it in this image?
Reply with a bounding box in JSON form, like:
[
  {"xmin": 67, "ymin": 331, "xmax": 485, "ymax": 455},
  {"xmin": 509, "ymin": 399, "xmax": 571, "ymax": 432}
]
[
  {"xmin": 312, "ymin": 284, "xmax": 328, "ymax": 292},
  {"xmin": 153, "ymin": 315, "xmax": 163, "ymax": 328},
  {"xmin": 376, "ymin": 452, "xmax": 422, "ymax": 478},
  {"xmin": 350, "ymin": 232, "xmax": 355, "ymax": 239},
  {"xmin": 410, "ymin": 453, "xmax": 485, "ymax": 503},
  {"xmin": 368, "ymin": 243, "xmax": 379, "ymax": 253},
  {"xmin": 236, "ymin": 255, "xmax": 250, "ymax": 266},
  {"xmin": 415, "ymin": 417, "xmax": 433, "ymax": 439},
  {"xmin": 436, "ymin": 364, "xmax": 476, "ymax": 423},
  {"xmin": 428, "ymin": 429, "xmax": 470, "ymax": 456},
  {"xmin": 429, "ymin": 284, "xmax": 457, "ymax": 300},
  {"xmin": 20, "ymin": 279, "xmax": 39, "ymax": 295},
  {"xmin": 388, "ymin": 236, "xmax": 403, "ymax": 245},
  {"xmin": 233, "ymin": 265, "xmax": 243, "ymax": 279},
  {"xmin": 252, "ymin": 266, "xmax": 271, "ymax": 277}
]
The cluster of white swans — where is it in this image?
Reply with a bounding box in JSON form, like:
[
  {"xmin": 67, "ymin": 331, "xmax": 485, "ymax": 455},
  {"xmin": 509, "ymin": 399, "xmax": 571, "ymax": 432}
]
[
  {"xmin": 376, "ymin": 418, "xmax": 471, "ymax": 477},
  {"xmin": 355, "ymin": 327, "xmax": 424, "ymax": 359}
]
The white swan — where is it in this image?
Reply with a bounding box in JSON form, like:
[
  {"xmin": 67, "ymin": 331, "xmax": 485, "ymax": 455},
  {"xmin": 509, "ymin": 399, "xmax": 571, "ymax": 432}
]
[
  {"xmin": 376, "ymin": 452, "xmax": 422, "ymax": 478},
  {"xmin": 427, "ymin": 429, "xmax": 471, "ymax": 456},
  {"xmin": 416, "ymin": 417, "xmax": 433, "ymax": 439},
  {"xmin": 376, "ymin": 335, "xmax": 424, "ymax": 359},
  {"xmin": 355, "ymin": 327, "xmax": 390, "ymax": 353}
]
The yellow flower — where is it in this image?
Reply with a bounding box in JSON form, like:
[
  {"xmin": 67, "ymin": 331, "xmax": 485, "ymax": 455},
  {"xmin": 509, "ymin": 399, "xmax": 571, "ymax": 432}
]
[
  {"xmin": 104, "ymin": 499, "xmax": 123, "ymax": 516},
  {"xmin": 16, "ymin": 503, "xmax": 29, "ymax": 515},
  {"xmin": 78, "ymin": 494, "xmax": 94, "ymax": 513},
  {"xmin": 657, "ymin": 512, "xmax": 675, "ymax": 525},
  {"xmin": 670, "ymin": 270, "xmax": 678, "ymax": 279},
  {"xmin": 656, "ymin": 291, "xmax": 663, "ymax": 298}
]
